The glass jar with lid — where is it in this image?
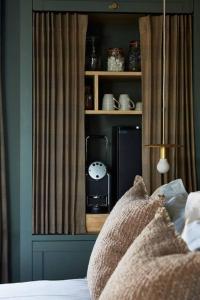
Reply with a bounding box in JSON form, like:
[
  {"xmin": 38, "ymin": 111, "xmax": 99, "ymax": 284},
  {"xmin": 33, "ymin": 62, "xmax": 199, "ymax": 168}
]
[
  {"xmin": 107, "ymin": 48, "xmax": 125, "ymax": 71},
  {"xmin": 128, "ymin": 40, "xmax": 141, "ymax": 71}
]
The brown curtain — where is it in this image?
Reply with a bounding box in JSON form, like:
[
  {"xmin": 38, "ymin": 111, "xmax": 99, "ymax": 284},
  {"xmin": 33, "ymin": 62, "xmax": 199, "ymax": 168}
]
[
  {"xmin": 33, "ymin": 12, "xmax": 88, "ymax": 234},
  {"xmin": 0, "ymin": 3, "xmax": 9, "ymax": 282},
  {"xmin": 140, "ymin": 15, "xmax": 197, "ymax": 193}
]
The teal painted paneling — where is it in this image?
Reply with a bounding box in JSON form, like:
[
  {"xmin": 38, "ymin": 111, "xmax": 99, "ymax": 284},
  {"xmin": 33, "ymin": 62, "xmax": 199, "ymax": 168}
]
[
  {"xmin": 33, "ymin": 0, "xmax": 193, "ymax": 13},
  {"xmin": 32, "ymin": 235, "xmax": 97, "ymax": 241},
  {"xmin": 32, "ymin": 240, "xmax": 95, "ymax": 280},
  {"xmin": 32, "ymin": 251, "xmax": 43, "ymax": 280},
  {"xmin": 4, "ymin": 0, "xmax": 33, "ymax": 283},
  {"xmin": 19, "ymin": 0, "xmax": 33, "ymax": 282},
  {"xmin": 5, "ymin": 0, "xmax": 200, "ymax": 283},
  {"xmin": 4, "ymin": 0, "xmax": 21, "ymax": 283}
]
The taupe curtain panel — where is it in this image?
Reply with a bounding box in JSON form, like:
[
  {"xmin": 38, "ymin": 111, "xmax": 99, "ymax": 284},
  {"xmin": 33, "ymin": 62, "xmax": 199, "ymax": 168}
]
[
  {"xmin": 140, "ymin": 15, "xmax": 197, "ymax": 193},
  {"xmin": 0, "ymin": 5, "xmax": 8, "ymax": 282},
  {"xmin": 33, "ymin": 12, "xmax": 88, "ymax": 234}
]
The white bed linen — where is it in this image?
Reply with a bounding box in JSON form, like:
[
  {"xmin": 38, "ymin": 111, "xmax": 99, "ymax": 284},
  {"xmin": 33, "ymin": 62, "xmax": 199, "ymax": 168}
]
[
  {"xmin": 181, "ymin": 192, "xmax": 200, "ymax": 251},
  {"xmin": 182, "ymin": 220, "xmax": 200, "ymax": 250},
  {"xmin": 0, "ymin": 278, "xmax": 90, "ymax": 300}
]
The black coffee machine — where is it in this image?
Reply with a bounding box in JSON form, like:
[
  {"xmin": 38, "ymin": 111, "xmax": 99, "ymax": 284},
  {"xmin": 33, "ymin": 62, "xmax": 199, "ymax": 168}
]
[{"xmin": 85, "ymin": 135, "xmax": 111, "ymax": 213}]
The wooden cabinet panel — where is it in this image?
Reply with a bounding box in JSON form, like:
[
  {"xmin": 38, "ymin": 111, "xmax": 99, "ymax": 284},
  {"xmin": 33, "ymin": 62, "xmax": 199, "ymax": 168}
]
[
  {"xmin": 33, "ymin": 0, "xmax": 193, "ymax": 13},
  {"xmin": 32, "ymin": 240, "xmax": 96, "ymax": 280}
]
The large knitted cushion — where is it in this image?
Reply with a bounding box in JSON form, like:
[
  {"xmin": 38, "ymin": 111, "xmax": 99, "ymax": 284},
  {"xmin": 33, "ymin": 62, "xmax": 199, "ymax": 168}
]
[
  {"xmin": 99, "ymin": 208, "xmax": 200, "ymax": 300},
  {"xmin": 87, "ymin": 176, "xmax": 164, "ymax": 300}
]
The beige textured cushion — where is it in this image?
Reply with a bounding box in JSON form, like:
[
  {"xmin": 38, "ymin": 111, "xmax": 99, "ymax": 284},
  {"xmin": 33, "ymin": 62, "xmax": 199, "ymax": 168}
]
[
  {"xmin": 99, "ymin": 207, "xmax": 200, "ymax": 300},
  {"xmin": 87, "ymin": 176, "xmax": 164, "ymax": 300}
]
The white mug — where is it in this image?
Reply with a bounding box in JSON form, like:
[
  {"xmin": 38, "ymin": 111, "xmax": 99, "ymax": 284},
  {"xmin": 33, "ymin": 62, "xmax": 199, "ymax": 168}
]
[
  {"xmin": 102, "ymin": 94, "xmax": 120, "ymax": 111},
  {"xmin": 119, "ymin": 94, "xmax": 135, "ymax": 110},
  {"xmin": 135, "ymin": 101, "xmax": 142, "ymax": 111}
]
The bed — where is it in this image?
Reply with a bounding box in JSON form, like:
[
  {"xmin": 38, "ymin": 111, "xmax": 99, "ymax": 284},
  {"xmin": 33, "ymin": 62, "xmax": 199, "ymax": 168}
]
[{"xmin": 0, "ymin": 278, "xmax": 90, "ymax": 300}]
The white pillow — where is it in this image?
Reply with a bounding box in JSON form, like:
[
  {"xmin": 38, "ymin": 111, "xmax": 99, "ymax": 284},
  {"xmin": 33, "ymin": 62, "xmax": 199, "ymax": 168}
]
[
  {"xmin": 182, "ymin": 220, "xmax": 200, "ymax": 251},
  {"xmin": 182, "ymin": 192, "xmax": 200, "ymax": 251},
  {"xmin": 184, "ymin": 192, "xmax": 200, "ymax": 222}
]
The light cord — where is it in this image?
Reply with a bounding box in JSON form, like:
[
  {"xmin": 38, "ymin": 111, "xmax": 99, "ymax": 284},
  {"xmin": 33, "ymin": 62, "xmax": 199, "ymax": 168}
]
[{"xmin": 162, "ymin": 0, "xmax": 166, "ymax": 144}]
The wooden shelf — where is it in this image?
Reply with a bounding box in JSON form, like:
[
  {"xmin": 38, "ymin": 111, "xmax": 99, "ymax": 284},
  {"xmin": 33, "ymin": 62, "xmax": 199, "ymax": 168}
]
[
  {"xmin": 85, "ymin": 71, "xmax": 142, "ymax": 78},
  {"xmin": 86, "ymin": 214, "xmax": 109, "ymax": 233},
  {"xmin": 85, "ymin": 110, "xmax": 142, "ymax": 115},
  {"xmin": 85, "ymin": 71, "xmax": 142, "ymax": 111}
]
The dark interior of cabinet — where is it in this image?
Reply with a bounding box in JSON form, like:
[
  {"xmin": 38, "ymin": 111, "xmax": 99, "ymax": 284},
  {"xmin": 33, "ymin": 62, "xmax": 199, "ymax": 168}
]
[
  {"xmin": 85, "ymin": 13, "xmax": 143, "ymax": 206},
  {"xmin": 86, "ymin": 13, "xmax": 142, "ymax": 70},
  {"xmin": 85, "ymin": 115, "xmax": 142, "ymax": 167}
]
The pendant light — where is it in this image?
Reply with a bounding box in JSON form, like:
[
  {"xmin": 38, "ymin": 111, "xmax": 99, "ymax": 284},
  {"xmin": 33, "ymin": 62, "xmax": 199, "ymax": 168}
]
[
  {"xmin": 145, "ymin": 0, "xmax": 181, "ymax": 174},
  {"xmin": 156, "ymin": 0, "xmax": 169, "ymax": 174}
]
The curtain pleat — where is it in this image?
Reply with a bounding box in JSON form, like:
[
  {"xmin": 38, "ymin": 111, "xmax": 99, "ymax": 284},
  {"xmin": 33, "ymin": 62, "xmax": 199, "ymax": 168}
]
[
  {"xmin": 0, "ymin": 1, "xmax": 9, "ymax": 281},
  {"xmin": 140, "ymin": 15, "xmax": 197, "ymax": 193},
  {"xmin": 33, "ymin": 12, "xmax": 88, "ymax": 234}
]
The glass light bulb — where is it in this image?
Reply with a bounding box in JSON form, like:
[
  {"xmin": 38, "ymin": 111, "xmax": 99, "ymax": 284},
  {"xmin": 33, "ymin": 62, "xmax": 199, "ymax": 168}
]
[{"xmin": 157, "ymin": 158, "xmax": 170, "ymax": 174}]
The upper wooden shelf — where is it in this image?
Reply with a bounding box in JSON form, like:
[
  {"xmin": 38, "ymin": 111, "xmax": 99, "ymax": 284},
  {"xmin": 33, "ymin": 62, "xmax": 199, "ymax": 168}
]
[{"xmin": 85, "ymin": 71, "xmax": 142, "ymax": 78}]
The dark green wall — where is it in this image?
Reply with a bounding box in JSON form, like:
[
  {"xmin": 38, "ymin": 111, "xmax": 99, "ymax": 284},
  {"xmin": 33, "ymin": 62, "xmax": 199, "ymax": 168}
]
[
  {"xmin": 3, "ymin": 0, "xmax": 200, "ymax": 282},
  {"xmin": 19, "ymin": 0, "xmax": 33, "ymax": 282},
  {"xmin": 4, "ymin": 0, "xmax": 33, "ymax": 282},
  {"xmin": 4, "ymin": 0, "xmax": 20, "ymax": 282}
]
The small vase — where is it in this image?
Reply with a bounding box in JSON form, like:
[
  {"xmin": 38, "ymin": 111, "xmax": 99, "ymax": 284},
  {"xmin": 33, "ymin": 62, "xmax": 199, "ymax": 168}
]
[{"xmin": 85, "ymin": 36, "xmax": 101, "ymax": 71}]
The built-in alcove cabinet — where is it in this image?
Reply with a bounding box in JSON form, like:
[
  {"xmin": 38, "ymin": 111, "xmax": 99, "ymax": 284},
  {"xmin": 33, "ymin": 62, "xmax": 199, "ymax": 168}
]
[
  {"xmin": 85, "ymin": 13, "xmax": 143, "ymax": 232},
  {"xmin": 4, "ymin": 0, "xmax": 198, "ymax": 283},
  {"xmin": 32, "ymin": 11, "xmax": 143, "ymax": 278}
]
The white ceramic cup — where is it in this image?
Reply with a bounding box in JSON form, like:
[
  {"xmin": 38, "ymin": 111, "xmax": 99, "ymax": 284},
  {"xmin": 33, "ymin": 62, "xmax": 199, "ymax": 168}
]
[
  {"xmin": 102, "ymin": 94, "xmax": 120, "ymax": 110},
  {"xmin": 119, "ymin": 94, "xmax": 135, "ymax": 110},
  {"xmin": 135, "ymin": 101, "xmax": 142, "ymax": 111}
]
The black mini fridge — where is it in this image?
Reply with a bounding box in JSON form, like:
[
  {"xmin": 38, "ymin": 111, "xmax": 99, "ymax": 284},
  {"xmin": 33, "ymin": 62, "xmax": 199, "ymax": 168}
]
[{"xmin": 112, "ymin": 126, "xmax": 142, "ymax": 203}]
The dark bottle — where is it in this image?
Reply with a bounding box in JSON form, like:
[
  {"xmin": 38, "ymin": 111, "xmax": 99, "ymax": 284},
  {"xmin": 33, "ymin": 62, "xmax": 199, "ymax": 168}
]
[
  {"xmin": 128, "ymin": 40, "xmax": 141, "ymax": 71},
  {"xmin": 85, "ymin": 36, "xmax": 101, "ymax": 71},
  {"xmin": 85, "ymin": 86, "xmax": 94, "ymax": 110}
]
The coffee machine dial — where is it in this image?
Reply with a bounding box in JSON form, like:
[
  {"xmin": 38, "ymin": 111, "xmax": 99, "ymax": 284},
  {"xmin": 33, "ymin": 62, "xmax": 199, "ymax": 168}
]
[{"xmin": 88, "ymin": 161, "xmax": 107, "ymax": 180}]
